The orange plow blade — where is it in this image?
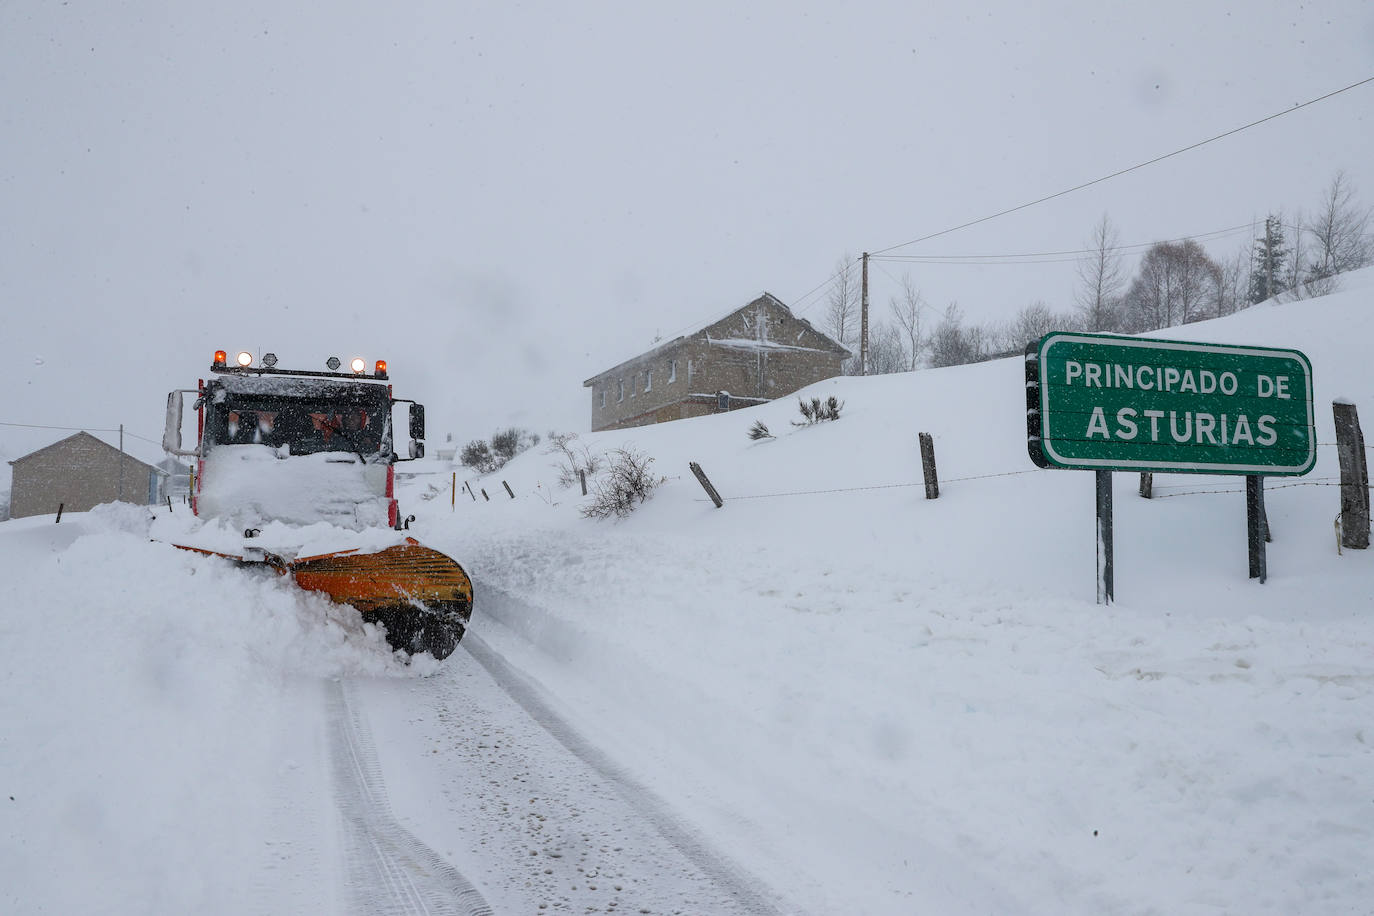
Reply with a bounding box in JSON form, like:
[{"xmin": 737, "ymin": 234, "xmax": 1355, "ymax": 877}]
[{"xmin": 289, "ymin": 538, "xmax": 473, "ymax": 659}]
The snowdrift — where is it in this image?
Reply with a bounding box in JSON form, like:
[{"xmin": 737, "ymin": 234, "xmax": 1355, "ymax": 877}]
[
  {"xmin": 418, "ymin": 271, "xmax": 1374, "ymax": 914},
  {"xmin": 2, "ymin": 271, "xmax": 1371, "ymax": 914}
]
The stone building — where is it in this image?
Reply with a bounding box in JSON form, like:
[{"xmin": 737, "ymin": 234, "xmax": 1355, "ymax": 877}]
[
  {"xmin": 583, "ymin": 293, "xmax": 849, "ymax": 432},
  {"xmin": 8, "ymin": 431, "xmax": 167, "ymax": 518}
]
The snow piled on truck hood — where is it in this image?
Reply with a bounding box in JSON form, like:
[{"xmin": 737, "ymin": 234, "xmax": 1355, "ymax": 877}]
[{"xmin": 196, "ymin": 445, "xmax": 392, "ymax": 529}]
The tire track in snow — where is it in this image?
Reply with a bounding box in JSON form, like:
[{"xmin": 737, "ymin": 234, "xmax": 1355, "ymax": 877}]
[
  {"xmin": 328, "ymin": 679, "xmax": 494, "ymax": 916},
  {"xmin": 462, "ymin": 604, "xmax": 789, "ymax": 916}
]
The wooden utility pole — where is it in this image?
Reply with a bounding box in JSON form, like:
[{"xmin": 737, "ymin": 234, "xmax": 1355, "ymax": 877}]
[
  {"xmin": 755, "ymin": 295, "xmax": 766, "ymax": 398},
  {"xmin": 860, "ymin": 252, "xmax": 870, "ymax": 375}
]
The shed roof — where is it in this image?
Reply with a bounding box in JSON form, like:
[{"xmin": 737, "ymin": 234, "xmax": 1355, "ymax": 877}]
[{"xmin": 8, "ymin": 431, "xmax": 165, "ymax": 476}]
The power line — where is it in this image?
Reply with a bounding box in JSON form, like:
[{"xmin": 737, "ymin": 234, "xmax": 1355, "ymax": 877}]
[
  {"xmin": 0, "ymin": 420, "xmax": 160, "ymax": 445},
  {"xmin": 790, "ymin": 256, "xmax": 860, "ymax": 314},
  {"xmin": 792, "ymin": 256, "xmax": 861, "ymax": 318},
  {"xmin": 870, "ymin": 75, "xmax": 1374, "ymax": 257},
  {"xmin": 870, "ymin": 223, "xmax": 1253, "ymax": 265}
]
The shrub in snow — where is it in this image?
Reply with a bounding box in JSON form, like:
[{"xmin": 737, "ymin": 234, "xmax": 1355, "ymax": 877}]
[
  {"xmin": 491, "ymin": 427, "xmax": 539, "ymax": 463},
  {"xmin": 459, "ymin": 439, "xmax": 496, "ymax": 473},
  {"xmin": 748, "ymin": 420, "xmax": 774, "ymax": 440},
  {"xmin": 460, "ymin": 427, "xmax": 539, "ymax": 475},
  {"xmin": 545, "ymin": 431, "xmax": 604, "ymax": 489},
  {"xmin": 792, "ymin": 395, "xmax": 844, "ymax": 426},
  {"xmin": 580, "ymin": 448, "xmax": 665, "ymax": 520}
]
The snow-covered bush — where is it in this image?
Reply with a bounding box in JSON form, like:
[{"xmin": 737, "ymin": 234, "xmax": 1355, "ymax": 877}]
[
  {"xmin": 460, "ymin": 427, "xmax": 539, "ymax": 475},
  {"xmin": 580, "ymin": 448, "xmax": 665, "ymax": 520},
  {"xmin": 792, "ymin": 395, "xmax": 844, "ymax": 426},
  {"xmin": 747, "ymin": 420, "xmax": 774, "ymax": 440},
  {"xmin": 545, "ymin": 431, "xmax": 603, "ymax": 489},
  {"xmin": 491, "ymin": 427, "xmax": 539, "ymax": 463},
  {"xmin": 459, "ymin": 439, "xmax": 495, "ymax": 473}
]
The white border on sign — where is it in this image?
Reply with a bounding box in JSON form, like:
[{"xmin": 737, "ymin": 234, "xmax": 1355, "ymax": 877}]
[{"xmin": 1037, "ymin": 333, "xmax": 1316, "ymax": 475}]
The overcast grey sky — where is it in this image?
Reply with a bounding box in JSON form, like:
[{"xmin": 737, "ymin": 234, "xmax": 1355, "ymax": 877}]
[{"xmin": 3, "ymin": 1, "xmax": 1372, "ymax": 460}]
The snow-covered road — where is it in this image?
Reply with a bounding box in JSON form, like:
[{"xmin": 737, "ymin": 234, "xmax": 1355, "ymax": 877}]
[{"xmin": 353, "ymin": 622, "xmax": 785, "ymax": 915}]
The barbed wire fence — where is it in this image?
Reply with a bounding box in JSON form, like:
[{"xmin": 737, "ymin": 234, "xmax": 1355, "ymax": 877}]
[{"xmin": 687, "ymin": 441, "xmax": 1370, "ymax": 504}]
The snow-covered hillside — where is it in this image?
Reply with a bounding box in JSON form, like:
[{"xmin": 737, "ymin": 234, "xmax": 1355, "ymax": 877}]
[{"xmin": 3, "ymin": 275, "xmax": 1372, "ymax": 914}]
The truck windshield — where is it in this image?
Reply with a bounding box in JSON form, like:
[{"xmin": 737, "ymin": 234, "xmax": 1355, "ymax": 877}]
[{"xmin": 203, "ymin": 386, "xmax": 392, "ymax": 458}]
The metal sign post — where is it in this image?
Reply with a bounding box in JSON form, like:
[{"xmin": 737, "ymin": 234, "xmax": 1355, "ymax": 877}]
[
  {"xmin": 1096, "ymin": 470, "xmax": 1113, "ymax": 604},
  {"xmin": 1028, "ymin": 332, "xmax": 1315, "ymax": 594}
]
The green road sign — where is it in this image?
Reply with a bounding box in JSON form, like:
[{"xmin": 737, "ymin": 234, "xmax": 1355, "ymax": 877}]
[{"xmin": 1027, "ymin": 332, "xmax": 1315, "ymax": 475}]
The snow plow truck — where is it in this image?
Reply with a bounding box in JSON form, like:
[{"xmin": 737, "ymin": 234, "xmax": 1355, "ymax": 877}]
[{"xmin": 163, "ymin": 350, "xmax": 472, "ymax": 659}]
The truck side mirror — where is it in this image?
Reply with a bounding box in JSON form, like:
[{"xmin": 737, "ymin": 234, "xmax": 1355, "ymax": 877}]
[
  {"xmin": 409, "ymin": 403, "xmax": 425, "ymax": 441},
  {"xmin": 163, "ymin": 391, "xmax": 183, "ymax": 453}
]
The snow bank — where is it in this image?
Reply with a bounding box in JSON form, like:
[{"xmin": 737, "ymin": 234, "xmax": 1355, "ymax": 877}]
[
  {"xmin": 0, "ymin": 503, "xmax": 425, "ymax": 914},
  {"xmin": 408, "ymin": 276, "xmax": 1374, "ymax": 914}
]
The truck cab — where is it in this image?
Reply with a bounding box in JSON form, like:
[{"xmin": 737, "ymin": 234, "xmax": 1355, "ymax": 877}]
[{"xmin": 165, "ymin": 351, "xmax": 425, "ymax": 529}]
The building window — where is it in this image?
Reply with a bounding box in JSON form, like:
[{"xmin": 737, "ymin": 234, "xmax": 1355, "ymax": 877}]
[
  {"xmin": 687, "ymin": 359, "xmax": 694, "ymax": 384},
  {"xmin": 669, "ymin": 360, "xmax": 677, "ymax": 383},
  {"xmin": 645, "ymin": 369, "xmax": 653, "ymax": 392},
  {"xmin": 617, "ymin": 378, "xmax": 624, "ymax": 402},
  {"xmin": 600, "ymin": 389, "xmax": 606, "ymax": 408}
]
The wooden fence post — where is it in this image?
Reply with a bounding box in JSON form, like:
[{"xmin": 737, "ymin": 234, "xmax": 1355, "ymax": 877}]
[
  {"xmin": 1334, "ymin": 400, "xmax": 1370, "ymax": 549},
  {"xmin": 503, "ymin": 480, "xmax": 515, "ymax": 499},
  {"xmin": 481, "ymin": 488, "xmax": 489, "ymax": 501},
  {"xmin": 579, "ymin": 469, "xmax": 587, "ymax": 496},
  {"xmin": 1138, "ymin": 472, "xmax": 1152, "ymax": 499},
  {"xmin": 689, "ymin": 462, "xmax": 724, "ymax": 508},
  {"xmin": 918, "ymin": 432, "xmax": 939, "ymax": 499},
  {"xmin": 55, "ymin": 502, "xmax": 64, "ymax": 523}
]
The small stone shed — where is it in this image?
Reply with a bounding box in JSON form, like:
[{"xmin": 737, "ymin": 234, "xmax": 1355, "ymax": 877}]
[
  {"xmin": 8, "ymin": 431, "xmax": 167, "ymax": 518},
  {"xmin": 582, "ymin": 293, "xmax": 850, "ymax": 432}
]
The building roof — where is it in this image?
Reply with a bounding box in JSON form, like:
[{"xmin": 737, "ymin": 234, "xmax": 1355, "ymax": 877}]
[
  {"xmin": 582, "ymin": 292, "xmax": 849, "ymax": 386},
  {"xmin": 8, "ymin": 431, "xmax": 165, "ymax": 476}
]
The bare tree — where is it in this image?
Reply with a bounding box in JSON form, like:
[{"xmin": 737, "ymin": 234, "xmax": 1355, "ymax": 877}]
[
  {"xmin": 1007, "ymin": 300, "xmax": 1071, "ymax": 349},
  {"xmin": 929, "ymin": 303, "xmax": 981, "ymax": 367},
  {"xmin": 1304, "ymin": 170, "xmax": 1372, "ymax": 294},
  {"xmin": 866, "ymin": 320, "xmax": 907, "ymax": 374},
  {"xmin": 1124, "ymin": 240, "xmax": 1222, "ymax": 330},
  {"xmin": 1282, "ymin": 208, "xmax": 1310, "ymax": 301},
  {"xmin": 824, "ymin": 256, "xmax": 858, "ymax": 372},
  {"xmin": 1216, "ymin": 244, "xmax": 1250, "ymax": 317},
  {"xmin": 888, "ymin": 274, "xmax": 927, "ymax": 371},
  {"xmin": 1075, "ymin": 214, "xmax": 1126, "ymax": 331}
]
